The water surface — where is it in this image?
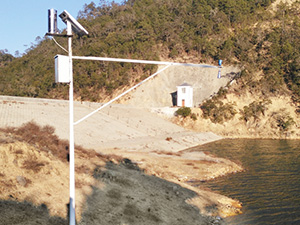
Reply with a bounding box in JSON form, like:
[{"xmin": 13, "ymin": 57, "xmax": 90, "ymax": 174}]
[{"xmin": 192, "ymin": 139, "xmax": 300, "ymax": 225}]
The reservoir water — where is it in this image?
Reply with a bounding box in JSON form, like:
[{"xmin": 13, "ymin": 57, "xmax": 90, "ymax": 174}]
[{"xmin": 192, "ymin": 139, "xmax": 300, "ymax": 225}]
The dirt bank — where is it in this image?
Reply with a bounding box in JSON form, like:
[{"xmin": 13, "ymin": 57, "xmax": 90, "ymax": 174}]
[
  {"xmin": 99, "ymin": 148, "xmax": 243, "ymax": 218},
  {"xmin": 0, "ymin": 124, "xmax": 242, "ymax": 224},
  {"xmin": 79, "ymin": 160, "xmax": 227, "ymax": 225},
  {"xmin": 171, "ymin": 93, "xmax": 300, "ymax": 139},
  {"xmin": 0, "ymin": 161, "xmax": 226, "ymax": 225}
]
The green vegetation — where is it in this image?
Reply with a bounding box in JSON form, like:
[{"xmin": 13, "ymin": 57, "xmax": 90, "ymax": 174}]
[
  {"xmin": 175, "ymin": 107, "xmax": 197, "ymax": 120},
  {"xmin": 0, "ymin": 50, "xmax": 14, "ymax": 68},
  {"xmin": 272, "ymin": 112, "xmax": 295, "ymax": 133},
  {"xmin": 176, "ymin": 107, "xmax": 191, "ymax": 118},
  {"xmin": 200, "ymin": 99, "xmax": 236, "ymax": 123},
  {"xmin": 240, "ymin": 99, "xmax": 272, "ymax": 122},
  {"xmin": 277, "ymin": 115, "xmax": 295, "ymax": 132},
  {"xmin": 2, "ymin": 0, "xmax": 300, "ymax": 113},
  {"xmin": 0, "ymin": 0, "xmax": 280, "ymax": 102},
  {"xmin": 190, "ymin": 113, "xmax": 197, "ymax": 121}
]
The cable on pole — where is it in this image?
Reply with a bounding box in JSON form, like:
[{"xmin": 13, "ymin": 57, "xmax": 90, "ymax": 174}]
[{"xmin": 52, "ymin": 37, "xmax": 68, "ymax": 53}]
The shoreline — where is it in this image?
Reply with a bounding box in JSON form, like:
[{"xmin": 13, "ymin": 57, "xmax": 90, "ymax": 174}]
[{"xmin": 98, "ymin": 146, "xmax": 244, "ymax": 218}]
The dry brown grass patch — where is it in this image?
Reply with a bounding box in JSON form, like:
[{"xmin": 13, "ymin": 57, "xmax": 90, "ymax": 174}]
[
  {"xmin": 0, "ymin": 122, "xmax": 116, "ymax": 219},
  {"xmin": 22, "ymin": 159, "xmax": 48, "ymax": 173},
  {"xmin": 1, "ymin": 122, "xmax": 70, "ymax": 162}
]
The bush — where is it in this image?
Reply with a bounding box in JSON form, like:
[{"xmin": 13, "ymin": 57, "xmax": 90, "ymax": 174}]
[
  {"xmin": 200, "ymin": 99, "xmax": 237, "ymax": 123},
  {"xmin": 176, "ymin": 107, "xmax": 191, "ymax": 118},
  {"xmin": 240, "ymin": 99, "xmax": 271, "ymax": 122},
  {"xmin": 276, "ymin": 115, "xmax": 295, "ymax": 132},
  {"xmin": 190, "ymin": 113, "xmax": 197, "ymax": 121}
]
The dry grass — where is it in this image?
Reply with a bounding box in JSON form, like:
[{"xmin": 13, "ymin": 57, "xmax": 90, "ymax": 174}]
[
  {"xmin": 22, "ymin": 159, "xmax": 48, "ymax": 173},
  {"xmin": 0, "ymin": 121, "xmax": 116, "ymax": 163},
  {"xmin": 0, "ymin": 122, "xmax": 123, "ymax": 220},
  {"xmin": 152, "ymin": 150, "xmax": 182, "ymax": 157},
  {"xmin": 1, "ymin": 122, "xmax": 69, "ymax": 162}
]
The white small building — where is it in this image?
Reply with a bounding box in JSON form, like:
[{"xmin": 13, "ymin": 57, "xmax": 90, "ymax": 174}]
[{"xmin": 176, "ymin": 83, "xmax": 193, "ymax": 107}]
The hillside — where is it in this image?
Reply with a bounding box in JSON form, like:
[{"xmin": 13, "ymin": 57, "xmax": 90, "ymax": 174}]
[
  {"xmin": 159, "ymin": 0, "xmax": 300, "ymax": 139},
  {"xmin": 0, "ymin": 0, "xmax": 282, "ymax": 101},
  {"xmin": 1, "ymin": 0, "xmax": 300, "ymax": 139}
]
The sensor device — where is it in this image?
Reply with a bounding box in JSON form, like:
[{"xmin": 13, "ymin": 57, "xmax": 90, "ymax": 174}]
[
  {"xmin": 59, "ymin": 10, "xmax": 89, "ymax": 36},
  {"xmin": 48, "ymin": 9, "xmax": 58, "ymax": 34}
]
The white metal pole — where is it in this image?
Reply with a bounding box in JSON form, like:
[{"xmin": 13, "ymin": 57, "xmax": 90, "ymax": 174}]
[
  {"xmin": 67, "ymin": 20, "xmax": 76, "ymax": 225},
  {"xmin": 72, "ymin": 56, "xmax": 219, "ymax": 69}
]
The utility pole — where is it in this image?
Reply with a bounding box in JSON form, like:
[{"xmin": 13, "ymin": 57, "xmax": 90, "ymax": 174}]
[
  {"xmin": 67, "ymin": 19, "xmax": 76, "ymax": 225},
  {"xmin": 47, "ymin": 9, "xmax": 88, "ymax": 225},
  {"xmin": 47, "ymin": 8, "xmax": 221, "ymax": 225}
]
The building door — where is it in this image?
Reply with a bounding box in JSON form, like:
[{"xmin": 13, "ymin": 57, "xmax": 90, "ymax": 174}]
[{"xmin": 182, "ymin": 99, "xmax": 185, "ymax": 107}]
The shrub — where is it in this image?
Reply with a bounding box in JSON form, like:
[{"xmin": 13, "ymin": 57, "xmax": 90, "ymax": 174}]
[
  {"xmin": 200, "ymin": 99, "xmax": 237, "ymax": 123},
  {"xmin": 176, "ymin": 107, "xmax": 191, "ymax": 118},
  {"xmin": 190, "ymin": 113, "xmax": 197, "ymax": 121},
  {"xmin": 240, "ymin": 99, "xmax": 271, "ymax": 122},
  {"xmin": 276, "ymin": 115, "xmax": 295, "ymax": 132}
]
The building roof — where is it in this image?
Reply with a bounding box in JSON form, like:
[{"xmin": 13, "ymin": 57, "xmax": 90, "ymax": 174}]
[{"xmin": 177, "ymin": 82, "xmax": 192, "ymax": 87}]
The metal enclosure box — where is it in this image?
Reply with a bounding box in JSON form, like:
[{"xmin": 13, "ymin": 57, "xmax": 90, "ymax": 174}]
[{"xmin": 55, "ymin": 55, "xmax": 70, "ymax": 83}]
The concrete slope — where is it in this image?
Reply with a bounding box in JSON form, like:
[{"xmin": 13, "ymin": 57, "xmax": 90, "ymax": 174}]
[
  {"xmin": 123, "ymin": 65, "xmax": 240, "ymax": 107},
  {"xmin": 0, "ymin": 96, "xmax": 221, "ymax": 152}
]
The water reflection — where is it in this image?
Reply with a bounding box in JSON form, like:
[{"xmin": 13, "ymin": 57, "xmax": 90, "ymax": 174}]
[{"xmin": 190, "ymin": 139, "xmax": 300, "ymax": 225}]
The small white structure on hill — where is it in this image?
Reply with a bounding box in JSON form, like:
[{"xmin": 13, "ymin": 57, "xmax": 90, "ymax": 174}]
[{"xmin": 177, "ymin": 83, "xmax": 193, "ymax": 107}]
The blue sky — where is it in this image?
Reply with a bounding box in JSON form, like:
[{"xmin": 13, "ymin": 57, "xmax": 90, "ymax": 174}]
[{"xmin": 0, "ymin": 0, "xmax": 123, "ymax": 56}]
